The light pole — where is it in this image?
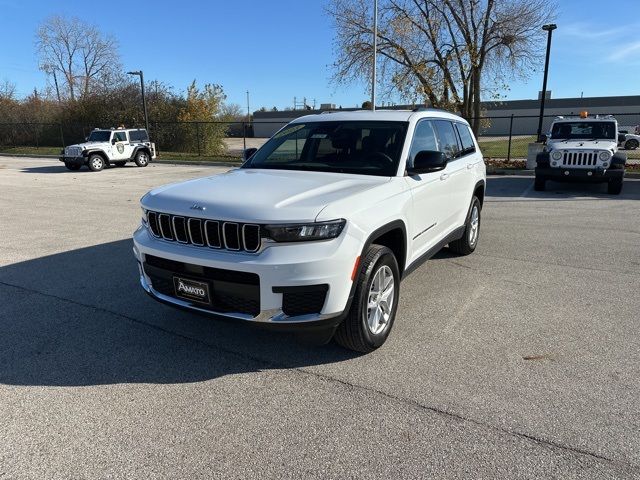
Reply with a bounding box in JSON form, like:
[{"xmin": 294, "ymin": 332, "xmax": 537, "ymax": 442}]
[
  {"xmin": 536, "ymin": 24, "xmax": 557, "ymax": 142},
  {"xmin": 371, "ymin": 0, "xmax": 378, "ymax": 111},
  {"xmin": 127, "ymin": 70, "xmax": 149, "ymax": 134}
]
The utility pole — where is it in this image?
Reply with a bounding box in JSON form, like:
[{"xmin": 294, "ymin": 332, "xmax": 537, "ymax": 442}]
[
  {"xmin": 536, "ymin": 24, "xmax": 557, "ymax": 142},
  {"xmin": 127, "ymin": 70, "xmax": 150, "ymax": 134},
  {"xmin": 246, "ymin": 90, "xmax": 251, "ymax": 120},
  {"xmin": 371, "ymin": 0, "xmax": 378, "ymax": 111},
  {"xmin": 52, "ymin": 70, "xmax": 61, "ymax": 102}
]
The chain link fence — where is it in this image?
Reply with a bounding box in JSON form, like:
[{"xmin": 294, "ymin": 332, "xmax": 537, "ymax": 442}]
[{"xmin": 1, "ymin": 113, "xmax": 639, "ymax": 161}]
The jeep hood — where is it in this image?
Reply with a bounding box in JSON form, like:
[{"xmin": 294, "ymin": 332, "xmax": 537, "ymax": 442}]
[
  {"xmin": 548, "ymin": 140, "xmax": 616, "ymax": 151},
  {"xmin": 142, "ymin": 168, "xmax": 390, "ymax": 223}
]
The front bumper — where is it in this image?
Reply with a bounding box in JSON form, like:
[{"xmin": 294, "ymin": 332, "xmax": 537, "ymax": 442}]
[
  {"xmin": 132, "ymin": 225, "xmax": 360, "ymax": 328},
  {"xmin": 59, "ymin": 156, "xmax": 85, "ymax": 166},
  {"xmin": 536, "ymin": 166, "xmax": 624, "ymax": 183}
]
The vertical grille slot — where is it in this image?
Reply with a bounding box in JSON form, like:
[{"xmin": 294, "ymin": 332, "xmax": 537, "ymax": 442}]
[
  {"xmin": 188, "ymin": 218, "xmax": 205, "ymax": 246},
  {"xmin": 158, "ymin": 214, "xmax": 174, "ymax": 240},
  {"xmin": 242, "ymin": 224, "xmax": 261, "ymax": 252},
  {"xmin": 173, "ymin": 217, "xmax": 188, "ymax": 243},
  {"xmin": 205, "ymin": 220, "xmax": 221, "ymax": 248},
  {"xmin": 223, "ymin": 222, "xmax": 240, "ymax": 250},
  {"xmin": 148, "ymin": 212, "xmax": 161, "ymax": 237}
]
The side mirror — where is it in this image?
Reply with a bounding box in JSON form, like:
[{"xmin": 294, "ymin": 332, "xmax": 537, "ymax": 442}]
[
  {"xmin": 539, "ymin": 134, "xmax": 548, "ymax": 143},
  {"xmin": 407, "ymin": 150, "xmax": 447, "ymax": 175},
  {"xmin": 111, "ymin": 138, "xmax": 116, "ymax": 145},
  {"xmin": 242, "ymin": 147, "xmax": 258, "ymax": 161}
]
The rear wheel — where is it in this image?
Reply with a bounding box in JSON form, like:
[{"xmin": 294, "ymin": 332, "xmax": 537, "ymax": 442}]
[
  {"xmin": 134, "ymin": 150, "xmax": 149, "ymax": 167},
  {"xmin": 64, "ymin": 162, "xmax": 81, "ymax": 171},
  {"xmin": 608, "ymin": 178, "xmax": 623, "ymax": 195},
  {"xmin": 534, "ymin": 176, "xmax": 546, "ymax": 191},
  {"xmin": 449, "ymin": 196, "xmax": 481, "ymax": 255},
  {"xmin": 87, "ymin": 154, "xmax": 105, "ymax": 172},
  {"xmin": 334, "ymin": 245, "xmax": 400, "ymax": 353}
]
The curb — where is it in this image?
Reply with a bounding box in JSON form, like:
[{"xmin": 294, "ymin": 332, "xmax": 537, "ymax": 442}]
[
  {"xmin": 0, "ymin": 153, "xmax": 241, "ymax": 168},
  {"xmin": 3, "ymin": 153, "xmax": 639, "ymax": 178}
]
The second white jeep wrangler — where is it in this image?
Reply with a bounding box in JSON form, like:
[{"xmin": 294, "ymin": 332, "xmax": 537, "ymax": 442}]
[
  {"xmin": 535, "ymin": 113, "xmax": 626, "ymax": 194},
  {"xmin": 59, "ymin": 127, "xmax": 156, "ymax": 172}
]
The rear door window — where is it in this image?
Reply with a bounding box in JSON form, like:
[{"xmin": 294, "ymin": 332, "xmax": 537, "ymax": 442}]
[{"xmin": 433, "ymin": 120, "xmax": 461, "ymax": 159}]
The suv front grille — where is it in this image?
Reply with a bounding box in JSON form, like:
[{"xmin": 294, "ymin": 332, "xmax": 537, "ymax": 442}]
[
  {"xmin": 147, "ymin": 211, "xmax": 261, "ymax": 253},
  {"xmin": 562, "ymin": 151, "xmax": 598, "ymax": 166}
]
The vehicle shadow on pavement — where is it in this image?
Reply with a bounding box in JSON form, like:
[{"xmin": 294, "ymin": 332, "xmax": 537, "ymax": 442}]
[
  {"xmin": 487, "ymin": 175, "xmax": 640, "ymax": 200},
  {"xmin": 0, "ymin": 240, "xmax": 358, "ymax": 387},
  {"xmin": 20, "ymin": 165, "xmax": 90, "ymax": 174}
]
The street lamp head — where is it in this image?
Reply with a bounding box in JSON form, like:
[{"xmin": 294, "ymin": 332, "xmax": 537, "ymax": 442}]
[
  {"xmin": 542, "ymin": 24, "xmax": 557, "ymax": 31},
  {"xmin": 127, "ymin": 70, "xmax": 141, "ymax": 76}
]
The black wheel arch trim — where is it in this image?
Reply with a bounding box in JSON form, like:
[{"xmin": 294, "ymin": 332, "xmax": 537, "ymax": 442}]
[
  {"xmin": 131, "ymin": 145, "xmax": 152, "ymax": 160},
  {"xmin": 83, "ymin": 149, "xmax": 108, "ymax": 160},
  {"xmin": 341, "ymin": 220, "xmax": 408, "ymax": 319}
]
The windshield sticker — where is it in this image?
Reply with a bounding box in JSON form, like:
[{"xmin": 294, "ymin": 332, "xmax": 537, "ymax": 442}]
[
  {"xmin": 311, "ymin": 133, "xmax": 328, "ymax": 139},
  {"xmin": 274, "ymin": 124, "xmax": 305, "ymax": 139}
]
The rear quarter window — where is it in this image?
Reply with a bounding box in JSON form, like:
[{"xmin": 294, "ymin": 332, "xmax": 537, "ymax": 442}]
[
  {"xmin": 129, "ymin": 130, "xmax": 149, "ymax": 142},
  {"xmin": 455, "ymin": 123, "xmax": 476, "ymax": 155}
]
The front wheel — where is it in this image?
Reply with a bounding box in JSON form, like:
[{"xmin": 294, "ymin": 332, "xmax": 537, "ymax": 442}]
[
  {"xmin": 334, "ymin": 245, "xmax": 400, "ymax": 353},
  {"xmin": 449, "ymin": 196, "xmax": 481, "ymax": 255},
  {"xmin": 65, "ymin": 162, "xmax": 81, "ymax": 171},
  {"xmin": 534, "ymin": 176, "xmax": 546, "ymax": 191},
  {"xmin": 87, "ymin": 154, "xmax": 105, "ymax": 172},
  {"xmin": 624, "ymin": 139, "xmax": 639, "ymax": 150},
  {"xmin": 134, "ymin": 150, "xmax": 149, "ymax": 167}
]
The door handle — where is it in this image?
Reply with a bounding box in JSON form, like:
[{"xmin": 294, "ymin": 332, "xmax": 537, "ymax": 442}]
[{"xmin": 440, "ymin": 172, "xmax": 449, "ymax": 181}]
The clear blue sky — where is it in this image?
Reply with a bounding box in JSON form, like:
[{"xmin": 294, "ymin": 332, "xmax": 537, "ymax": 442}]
[{"xmin": 1, "ymin": 0, "xmax": 639, "ymax": 110}]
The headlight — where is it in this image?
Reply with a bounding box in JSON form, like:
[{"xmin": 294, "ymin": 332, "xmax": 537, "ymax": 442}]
[
  {"xmin": 265, "ymin": 219, "xmax": 346, "ymax": 242},
  {"xmin": 599, "ymin": 151, "xmax": 611, "ymax": 161},
  {"xmin": 551, "ymin": 150, "xmax": 563, "ymax": 160}
]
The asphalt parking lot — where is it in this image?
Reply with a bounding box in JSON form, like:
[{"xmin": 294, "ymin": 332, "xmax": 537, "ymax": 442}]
[{"xmin": 1, "ymin": 156, "xmax": 639, "ymax": 479}]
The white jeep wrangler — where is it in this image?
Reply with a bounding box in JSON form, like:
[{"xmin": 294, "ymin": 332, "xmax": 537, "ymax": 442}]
[
  {"xmin": 535, "ymin": 113, "xmax": 626, "ymax": 194},
  {"xmin": 133, "ymin": 110, "xmax": 486, "ymax": 352},
  {"xmin": 59, "ymin": 128, "xmax": 156, "ymax": 172}
]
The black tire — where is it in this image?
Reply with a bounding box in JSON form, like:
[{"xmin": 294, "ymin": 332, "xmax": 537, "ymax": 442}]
[
  {"xmin": 449, "ymin": 196, "xmax": 481, "ymax": 255},
  {"xmin": 134, "ymin": 150, "xmax": 150, "ymax": 167},
  {"xmin": 65, "ymin": 162, "xmax": 81, "ymax": 171},
  {"xmin": 334, "ymin": 245, "xmax": 400, "ymax": 353},
  {"xmin": 534, "ymin": 176, "xmax": 546, "ymax": 191},
  {"xmin": 113, "ymin": 161, "xmax": 126, "ymax": 167},
  {"xmin": 624, "ymin": 139, "xmax": 639, "ymax": 150},
  {"xmin": 608, "ymin": 178, "xmax": 623, "ymax": 195},
  {"xmin": 87, "ymin": 154, "xmax": 105, "ymax": 172}
]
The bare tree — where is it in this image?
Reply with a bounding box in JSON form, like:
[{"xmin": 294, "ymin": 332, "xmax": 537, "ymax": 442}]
[
  {"xmin": 36, "ymin": 15, "xmax": 121, "ymax": 100},
  {"xmin": 328, "ymin": 0, "xmax": 555, "ymax": 132}
]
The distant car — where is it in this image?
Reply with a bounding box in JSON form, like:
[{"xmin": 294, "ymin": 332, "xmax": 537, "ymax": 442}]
[
  {"xmin": 619, "ymin": 132, "xmax": 640, "ymax": 150},
  {"xmin": 535, "ymin": 113, "xmax": 626, "ymax": 194},
  {"xmin": 59, "ymin": 128, "xmax": 156, "ymax": 171}
]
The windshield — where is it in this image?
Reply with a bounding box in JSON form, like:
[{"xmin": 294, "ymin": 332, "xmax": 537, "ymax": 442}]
[
  {"xmin": 244, "ymin": 121, "xmax": 408, "ymax": 176},
  {"xmin": 550, "ymin": 122, "xmax": 616, "ymax": 140},
  {"xmin": 88, "ymin": 131, "xmax": 112, "ymax": 142}
]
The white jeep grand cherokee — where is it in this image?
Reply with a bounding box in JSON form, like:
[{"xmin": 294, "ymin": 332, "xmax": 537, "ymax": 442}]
[{"xmin": 133, "ymin": 109, "xmax": 486, "ymax": 352}]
